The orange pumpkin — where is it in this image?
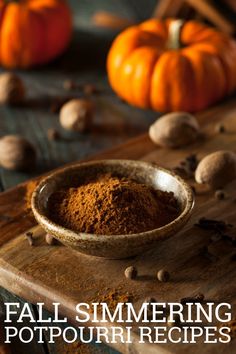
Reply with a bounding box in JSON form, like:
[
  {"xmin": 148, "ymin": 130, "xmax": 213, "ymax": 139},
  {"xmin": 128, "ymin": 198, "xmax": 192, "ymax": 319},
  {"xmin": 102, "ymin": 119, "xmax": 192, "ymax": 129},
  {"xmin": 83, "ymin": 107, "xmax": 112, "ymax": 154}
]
[
  {"xmin": 0, "ymin": 0, "xmax": 72, "ymax": 68},
  {"xmin": 107, "ymin": 19, "xmax": 236, "ymax": 112}
]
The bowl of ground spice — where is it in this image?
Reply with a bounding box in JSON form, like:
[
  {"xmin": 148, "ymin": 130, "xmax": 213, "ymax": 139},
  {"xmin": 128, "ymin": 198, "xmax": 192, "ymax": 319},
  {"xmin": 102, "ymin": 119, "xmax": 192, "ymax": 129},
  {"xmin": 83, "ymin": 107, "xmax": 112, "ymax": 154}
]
[{"xmin": 31, "ymin": 160, "xmax": 194, "ymax": 258}]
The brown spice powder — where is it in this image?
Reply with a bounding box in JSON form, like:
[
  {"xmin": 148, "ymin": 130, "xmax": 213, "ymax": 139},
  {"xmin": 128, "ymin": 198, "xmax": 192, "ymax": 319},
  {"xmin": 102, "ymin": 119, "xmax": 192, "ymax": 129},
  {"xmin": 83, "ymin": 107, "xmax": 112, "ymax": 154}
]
[{"xmin": 48, "ymin": 174, "xmax": 179, "ymax": 235}]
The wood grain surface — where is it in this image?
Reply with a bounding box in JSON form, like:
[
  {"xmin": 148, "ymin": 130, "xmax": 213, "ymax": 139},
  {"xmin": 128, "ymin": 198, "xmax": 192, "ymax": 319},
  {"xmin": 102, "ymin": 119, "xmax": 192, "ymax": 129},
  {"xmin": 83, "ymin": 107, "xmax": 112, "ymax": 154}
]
[
  {"xmin": 0, "ymin": 97, "xmax": 236, "ymax": 353},
  {"xmin": 1, "ymin": 2, "xmax": 234, "ymax": 353}
]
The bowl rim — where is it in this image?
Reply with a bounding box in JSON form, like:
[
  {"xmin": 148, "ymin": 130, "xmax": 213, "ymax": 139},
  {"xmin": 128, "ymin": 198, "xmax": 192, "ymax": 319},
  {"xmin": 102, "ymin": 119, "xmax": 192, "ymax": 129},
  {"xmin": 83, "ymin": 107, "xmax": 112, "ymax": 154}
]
[{"xmin": 31, "ymin": 159, "xmax": 195, "ymax": 241}]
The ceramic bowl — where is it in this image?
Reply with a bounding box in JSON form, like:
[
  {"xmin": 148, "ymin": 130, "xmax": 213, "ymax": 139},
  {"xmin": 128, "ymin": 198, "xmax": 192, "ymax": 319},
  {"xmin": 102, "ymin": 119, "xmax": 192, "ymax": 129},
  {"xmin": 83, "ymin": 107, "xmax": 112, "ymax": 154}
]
[{"xmin": 31, "ymin": 160, "xmax": 194, "ymax": 259}]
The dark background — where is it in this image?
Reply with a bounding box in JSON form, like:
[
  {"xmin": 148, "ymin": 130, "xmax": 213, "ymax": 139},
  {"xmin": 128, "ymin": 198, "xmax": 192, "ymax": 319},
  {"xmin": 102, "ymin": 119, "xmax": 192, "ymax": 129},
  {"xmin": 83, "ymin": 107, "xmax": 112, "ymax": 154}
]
[
  {"xmin": 69, "ymin": 0, "xmax": 157, "ymax": 26},
  {"xmin": 0, "ymin": 0, "xmax": 159, "ymax": 191}
]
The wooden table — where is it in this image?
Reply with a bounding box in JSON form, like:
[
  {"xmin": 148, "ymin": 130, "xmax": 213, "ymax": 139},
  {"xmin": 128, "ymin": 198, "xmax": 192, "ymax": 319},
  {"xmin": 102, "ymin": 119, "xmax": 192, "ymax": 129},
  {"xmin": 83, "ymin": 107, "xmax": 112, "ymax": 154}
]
[
  {"xmin": 1, "ymin": 97, "xmax": 236, "ymax": 353},
  {"xmin": 0, "ymin": 2, "xmax": 236, "ymax": 353}
]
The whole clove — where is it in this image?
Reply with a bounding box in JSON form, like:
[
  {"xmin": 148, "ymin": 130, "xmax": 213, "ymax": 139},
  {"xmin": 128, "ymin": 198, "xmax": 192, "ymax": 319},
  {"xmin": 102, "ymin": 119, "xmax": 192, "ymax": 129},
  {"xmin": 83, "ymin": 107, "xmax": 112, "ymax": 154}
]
[
  {"xmin": 215, "ymin": 124, "xmax": 225, "ymax": 134},
  {"xmin": 199, "ymin": 245, "xmax": 219, "ymax": 262},
  {"xmin": 25, "ymin": 232, "xmax": 34, "ymax": 246},
  {"xmin": 195, "ymin": 217, "xmax": 236, "ymax": 253},
  {"xmin": 63, "ymin": 79, "xmax": 77, "ymax": 91},
  {"xmin": 214, "ymin": 189, "xmax": 225, "ymax": 200},
  {"xmin": 195, "ymin": 218, "xmax": 235, "ymax": 247},
  {"xmin": 172, "ymin": 166, "xmax": 188, "ymax": 178},
  {"xmin": 174, "ymin": 154, "xmax": 198, "ymax": 179},
  {"xmin": 47, "ymin": 128, "xmax": 60, "ymax": 141},
  {"xmin": 83, "ymin": 84, "xmax": 99, "ymax": 95},
  {"xmin": 144, "ymin": 297, "xmax": 156, "ymax": 303},
  {"xmin": 180, "ymin": 293, "xmax": 204, "ymax": 305},
  {"xmin": 182, "ymin": 154, "xmax": 198, "ymax": 172},
  {"xmin": 144, "ymin": 297, "xmax": 157, "ymax": 318},
  {"xmin": 195, "ymin": 218, "xmax": 233, "ymax": 233},
  {"xmin": 167, "ymin": 313, "xmax": 181, "ymax": 327}
]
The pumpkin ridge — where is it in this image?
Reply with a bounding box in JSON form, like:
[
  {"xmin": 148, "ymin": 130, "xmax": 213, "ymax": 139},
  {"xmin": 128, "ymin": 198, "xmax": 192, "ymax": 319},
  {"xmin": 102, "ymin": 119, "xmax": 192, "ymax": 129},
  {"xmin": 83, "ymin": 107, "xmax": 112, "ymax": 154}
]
[
  {"xmin": 107, "ymin": 26, "xmax": 163, "ymax": 101},
  {"xmin": 181, "ymin": 50, "xmax": 205, "ymax": 111},
  {"xmin": 146, "ymin": 50, "xmax": 162, "ymax": 108},
  {"xmin": 0, "ymin": 3, "xmax": 7, "ymax": 63},
  {"xmin": 19, "ymin": 6, "xmax": 32, "ymax": 68},
  {"xmin": 180, "ymin": 52, "xmax": 198, "ymax": 111},
  {"xmin": 1, "ymin": 4, "xmax": 22, "ymax": 68},
  {"xmin": 185, "ymin": 41, "xmax": 235, "ymax": 95},
  {"xmin": 130, "ymin": 46, "xmax": 161, "ymax": 107},
  {"xmin": 183, "ymin": 49, "xmax": 226, "ymax": 109},
  {"xmin": 181, "ymin": 20, "xmax": 219, "ymax": 44},
  {"xmin": 30, "ymin": 8, "xmax": 48, "ymax": 65},
  {"xmin": 139, "ymin": 18, "xmax": 168, "ymax": 39},
  {"xmin": 150, "ymin": 51, "xmax": 173, "ymax": 111},
  {"xmin": 168, "ymin": 52, "xmax": 195, "ymax": 111},
  {"xmin": 107, "ymin": 27, "xmax": 146, "ymax": 94}
]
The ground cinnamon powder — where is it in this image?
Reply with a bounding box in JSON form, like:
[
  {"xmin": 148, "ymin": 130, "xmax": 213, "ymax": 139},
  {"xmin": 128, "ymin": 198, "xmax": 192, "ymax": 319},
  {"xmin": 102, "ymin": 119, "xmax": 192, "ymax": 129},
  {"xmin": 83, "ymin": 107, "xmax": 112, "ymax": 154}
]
[{"xmin": 48, "ymin": 174, "xmax": 180, "ymax": 235}]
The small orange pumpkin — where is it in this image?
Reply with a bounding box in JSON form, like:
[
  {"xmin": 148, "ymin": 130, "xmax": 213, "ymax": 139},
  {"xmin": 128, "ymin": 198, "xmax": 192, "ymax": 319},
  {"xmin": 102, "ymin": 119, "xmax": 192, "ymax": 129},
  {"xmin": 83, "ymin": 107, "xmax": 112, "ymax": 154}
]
[
  {"xmin": 107, "ymin": 19, "xmax": 236, "ymax": 112},
  {"xmin": 0, "ymin": 0, "xmax": 72, "ymax": 68}
]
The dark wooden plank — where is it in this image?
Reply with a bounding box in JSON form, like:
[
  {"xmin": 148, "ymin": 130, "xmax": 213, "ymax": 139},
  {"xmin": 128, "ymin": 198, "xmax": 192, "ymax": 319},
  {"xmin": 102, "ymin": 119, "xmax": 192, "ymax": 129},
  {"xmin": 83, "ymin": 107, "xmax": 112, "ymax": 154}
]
[
  {"xmin": 0, "ymin": 286, "xmax": 120, "ymax": 354},
  {"xmin": 0, "ymin": 69, "xmax": 156, "ymax": 190},
  {"xmin": 40, "ymin": 308, "xmax": 119, "ymax": 354},
  {"xmin": 0, "ymin": 288, "xmax": 46, "ymax": 354},
  {"xmin": 0, "ymin": 91, "xmax": 156, "ymax": 190}
]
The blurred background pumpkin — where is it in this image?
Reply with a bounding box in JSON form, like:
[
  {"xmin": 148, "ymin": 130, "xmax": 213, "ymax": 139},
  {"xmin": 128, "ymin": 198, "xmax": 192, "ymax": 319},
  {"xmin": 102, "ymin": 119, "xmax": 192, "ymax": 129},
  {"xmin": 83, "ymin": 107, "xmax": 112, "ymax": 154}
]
[{"xmin": 0, "ymin": 0, "xmax": 72, "ymax": 68}]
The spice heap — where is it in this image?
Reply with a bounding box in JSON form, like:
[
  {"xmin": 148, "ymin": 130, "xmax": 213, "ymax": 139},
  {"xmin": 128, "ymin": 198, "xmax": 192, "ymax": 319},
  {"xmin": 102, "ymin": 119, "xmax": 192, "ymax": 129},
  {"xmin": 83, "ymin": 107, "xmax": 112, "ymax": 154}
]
[{"xmin": 48, "ymin": 174, "xmax": 180, "ymax": 235}]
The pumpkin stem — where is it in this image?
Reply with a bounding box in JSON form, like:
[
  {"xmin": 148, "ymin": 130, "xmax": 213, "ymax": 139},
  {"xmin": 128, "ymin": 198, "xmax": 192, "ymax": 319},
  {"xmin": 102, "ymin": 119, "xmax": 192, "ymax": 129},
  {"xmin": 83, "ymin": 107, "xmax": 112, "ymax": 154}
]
[{"xmin": 167, "ymin": 19, "xmax": 184, "ymax": 50}]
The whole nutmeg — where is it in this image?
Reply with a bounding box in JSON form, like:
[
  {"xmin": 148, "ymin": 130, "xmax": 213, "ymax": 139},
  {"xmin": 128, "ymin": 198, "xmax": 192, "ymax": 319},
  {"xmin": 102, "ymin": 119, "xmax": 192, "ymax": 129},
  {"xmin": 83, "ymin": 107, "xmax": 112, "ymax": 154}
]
[
  {"xmin": 157, "ymin": 269, "xmax": 170, "ymax": 282},
  {"xmin": 124, "ymin": 266, "xmax": 137, "ymax": 280},
  {"xmin": 0, "ymin": 72, "xmax": 25, "ymax": 105},
  {"xmin": 215, "ymin": 189, "xmax": 225, "ymax": 200},
  {"xmin": 195, "ymin": 151, "xmax": 236, "ymax": 189},
  {"xmin": 0, "ymin": 135, "xmax": 37, "ymax": 171},
  {"xmin": 47, "ymin": 128, "xmax": 60, "ymax": 141},
  {"xmin": 149, "ymin": 112, "xmax": 199, "ymax": 148},
  {"xmin": 59, "ymin": 98, "xmax": 94, "ymax": 133},
  {"xmin": 63, "ymin": 79, "xmax": 76, "ymax": 91}
]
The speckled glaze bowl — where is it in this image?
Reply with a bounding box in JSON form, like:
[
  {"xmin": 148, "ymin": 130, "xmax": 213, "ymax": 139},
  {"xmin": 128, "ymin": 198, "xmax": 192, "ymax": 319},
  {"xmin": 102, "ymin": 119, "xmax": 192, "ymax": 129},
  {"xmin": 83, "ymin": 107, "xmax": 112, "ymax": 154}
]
[{"xmin": 31, "ymin": 160, "xmax": 194, "ymax": 259}]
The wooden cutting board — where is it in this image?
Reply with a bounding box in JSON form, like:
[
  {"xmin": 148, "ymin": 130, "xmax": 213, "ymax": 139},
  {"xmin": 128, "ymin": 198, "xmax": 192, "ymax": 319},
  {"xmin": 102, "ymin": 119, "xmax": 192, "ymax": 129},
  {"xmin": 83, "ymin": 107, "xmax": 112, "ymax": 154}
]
[{"xmin": 1, "ymin": 98, "xmax": 236, "ymax": 354}]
